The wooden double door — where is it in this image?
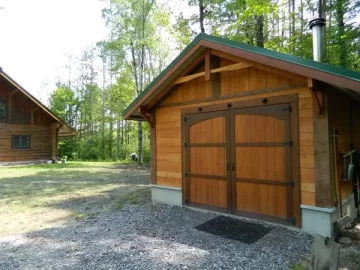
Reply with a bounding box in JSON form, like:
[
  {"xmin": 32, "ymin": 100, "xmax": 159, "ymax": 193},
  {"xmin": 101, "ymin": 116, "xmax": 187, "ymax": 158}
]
[{"xmin": 183, "ymin": 104, "xmax": 297, "ymax": 225}]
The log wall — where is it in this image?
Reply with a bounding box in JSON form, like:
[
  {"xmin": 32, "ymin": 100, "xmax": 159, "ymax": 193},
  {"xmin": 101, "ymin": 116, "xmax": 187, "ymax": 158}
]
[
  {"xmin": 0, "ymin": 124, "xmax": 53, "ymax": 162},
  {"xmin": 0, "ymin": 79, "xmax": 59, "ymax": 162}
]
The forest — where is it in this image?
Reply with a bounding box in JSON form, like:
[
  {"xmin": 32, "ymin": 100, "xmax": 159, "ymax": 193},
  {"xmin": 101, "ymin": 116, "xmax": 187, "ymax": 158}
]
[{"xmin": 49, "ymin": 0, "xmax": 360, "ymax": 164}]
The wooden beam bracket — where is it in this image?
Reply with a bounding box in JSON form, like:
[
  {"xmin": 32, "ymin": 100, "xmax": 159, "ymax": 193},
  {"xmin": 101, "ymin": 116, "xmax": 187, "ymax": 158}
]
[
  {"xmin": 174, "ymin": 62, "xmax": 252, "ymax": 85},
  {"xmin": 308, "ymin": 78, "xmax": 324, "ymax": 118},
  {"xmin": 139, "ymin": 106, "xmax": 154, "ymax": 127}
]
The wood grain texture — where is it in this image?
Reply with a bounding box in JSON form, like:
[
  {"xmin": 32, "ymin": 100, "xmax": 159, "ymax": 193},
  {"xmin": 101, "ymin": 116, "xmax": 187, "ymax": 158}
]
[
  {"xmin": 0, "ymin": 123, "xmax": 53, "ymax": 162},
  {"xmin": 232, "ymin": 110, "xmax": 288, "ymax": 218},
  {"xmin": 155, "ymin": 65, "xmax": 315, "ymax": 205}
]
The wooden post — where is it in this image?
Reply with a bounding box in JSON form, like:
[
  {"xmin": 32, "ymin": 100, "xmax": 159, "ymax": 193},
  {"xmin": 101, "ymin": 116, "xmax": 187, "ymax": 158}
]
[
  {"xmin": 8, "ymin": 89, "xmax": 18, "ymax": 123},
  {"xmin": 205, "ymin": 49, "xmax": 211, "ymax": 81},
  {"xmin": 138, "ymin": 106, "xmax": 154, "ymax": 127},
  {"xmin": 312, "ymin": 84, "xmax": 333, "ymax": 207},
  {"xmin": 30, "ymin": 107, "xmax": 39, "ymax": 125},
  {"xmin": 211, "ymin": 53, "xmax": 220, "ymax": 98},
  {"xmin": 150, "ymin": 111, "xmax": 156, "ymax": 184},
  {"xmin": 51, "ymin": 123, "xmax": 62, "ymax": 161}
]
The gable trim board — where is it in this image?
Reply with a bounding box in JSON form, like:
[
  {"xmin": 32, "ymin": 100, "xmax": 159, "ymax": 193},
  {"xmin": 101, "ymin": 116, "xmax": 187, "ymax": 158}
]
[
  {"xmin": 0, "ymin": 68, "xmax": 76, "ymax": 136},
  {"xmin": 124, "ymin": 35, "xmax": 360, "ymax": 238},
  {"xmin": 123, "ymin": 34, "xmax": 360, "ymax": 120}
]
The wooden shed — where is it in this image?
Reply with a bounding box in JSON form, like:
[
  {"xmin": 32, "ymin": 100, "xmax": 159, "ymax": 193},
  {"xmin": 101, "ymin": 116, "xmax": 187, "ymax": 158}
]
[
  {"xmin": 0, "ymin": 68, "xmax": 76, "ymax": 165},
  {"xmin": 124, "ymin": 34, "xmax": 360, "ymax": 237}
]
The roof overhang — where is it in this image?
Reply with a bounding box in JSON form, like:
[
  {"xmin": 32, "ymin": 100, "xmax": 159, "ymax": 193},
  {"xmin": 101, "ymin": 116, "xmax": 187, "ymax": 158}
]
[
  {"xmin": 0, "ymin": 69, "xmax": 77, "ymax": 136},
  {"xmin": 123, "ymin": 34, "xmax": 360, "ymax": 120}
]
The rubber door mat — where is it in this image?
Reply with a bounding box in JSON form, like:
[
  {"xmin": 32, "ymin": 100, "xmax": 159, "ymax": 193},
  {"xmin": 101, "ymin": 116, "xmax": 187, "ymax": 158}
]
[{"xmin": 195, "ymin": 216, "xmax": 273, "ymax": 244}]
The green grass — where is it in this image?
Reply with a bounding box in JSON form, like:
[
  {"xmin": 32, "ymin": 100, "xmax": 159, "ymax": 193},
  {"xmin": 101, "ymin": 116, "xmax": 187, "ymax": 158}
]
[
  {"xmin": 0, "ymin": 162, "xmax": 150, "ymax": 236},
  {"xmin": 71, "ymin": 212, "xmax": 89, "ymax": 220},
  {"xmin": 291, "ymin": 265, "xmax": 307, "ymax": 270},
  {"xmin": 114, "ymin": 188, "xmax": 151, "ymax": 210}
]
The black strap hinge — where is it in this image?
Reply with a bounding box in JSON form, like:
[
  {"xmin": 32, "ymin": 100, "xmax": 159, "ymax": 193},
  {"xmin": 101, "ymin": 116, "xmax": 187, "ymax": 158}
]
[
  {"xmin": 184, "ymin": 142, "xmax": 188, "ymax": 148},
  {"xmin": 185, "ymin": 172, "xmax": 189, "ymax": 177},
  {"xmin": 184, "ymin": 116, "xmax": 190, "ymax": 122},
  {"xmin": 283, "ymin": 140, "xmax": 293, "ymax": 147},
  {"xmin": 286, "ymin": 181, "xmax": 295, "ymax": 188}
]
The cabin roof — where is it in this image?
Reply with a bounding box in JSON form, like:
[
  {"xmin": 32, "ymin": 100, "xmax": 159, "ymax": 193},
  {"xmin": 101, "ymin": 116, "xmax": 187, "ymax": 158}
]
[
  {"xmin": 123, "ymin": 33, "xmax": 360, "ymax": 120},
  {"xmin": 0, "ymin": 68, "xmax": 77, "ymax": 136}
]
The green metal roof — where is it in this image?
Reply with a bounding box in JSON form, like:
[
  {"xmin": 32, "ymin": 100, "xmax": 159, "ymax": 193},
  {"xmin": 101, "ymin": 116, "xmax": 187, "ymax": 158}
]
[
  {"xmin": 123, "ymin": 33, "xmax": 360, "ymax": 117},
  {"xmin": 206, "ymin": 34, "xmax": 360, "ymax": 81}
]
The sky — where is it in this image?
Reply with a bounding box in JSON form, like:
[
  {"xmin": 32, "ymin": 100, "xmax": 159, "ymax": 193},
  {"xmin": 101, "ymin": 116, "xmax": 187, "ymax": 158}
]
[
  {"xmin": 0, "ymin": 0, "xmax": 196, "ymax": 105},
  {"xmin": 0, "ymin": 0, "xmax": 109, "ymax": 104}
]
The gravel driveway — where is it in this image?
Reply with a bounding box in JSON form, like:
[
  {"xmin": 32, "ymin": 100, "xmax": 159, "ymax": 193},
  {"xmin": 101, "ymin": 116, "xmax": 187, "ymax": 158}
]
[{"xmin": 0, "ymin": 202, "xmax": 312, "ymax": 270}]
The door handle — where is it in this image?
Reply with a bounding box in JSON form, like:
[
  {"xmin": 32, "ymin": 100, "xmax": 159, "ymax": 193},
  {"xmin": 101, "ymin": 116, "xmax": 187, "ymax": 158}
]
[
  {"xmin": 231, "ymin": 162, "xmax": 235, "ymax": 171},
  {"xmin": 226, "ymin": 162, "xmax": 230, "ymax": 171}
]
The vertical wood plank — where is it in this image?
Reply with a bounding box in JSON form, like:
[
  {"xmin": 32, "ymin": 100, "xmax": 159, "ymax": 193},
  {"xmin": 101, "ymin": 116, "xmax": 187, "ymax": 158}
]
[
  {"xmin": 205, "ymin": 49, "xmax": 211, "ymax": 81},
  {"xmin": 211, "ymin": 56, "xmax": 221, "ymax": 97},
  {"xmin": 151, "ymin": 111, "xmax": 157, "ymax": 184},
  {"xmin": 313, "ymin": 91, "xmax": 333, "ymax": 207}
]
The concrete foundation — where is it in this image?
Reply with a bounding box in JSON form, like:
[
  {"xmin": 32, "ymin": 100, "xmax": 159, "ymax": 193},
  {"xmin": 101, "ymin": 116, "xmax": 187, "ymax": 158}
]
[
  {"xmin": 301, "ymin": 195, "xmax": 358, "ymax": 237},
  {"xmin": 151, "ymin": 185, "xmax": 182, "ymax": 206}
]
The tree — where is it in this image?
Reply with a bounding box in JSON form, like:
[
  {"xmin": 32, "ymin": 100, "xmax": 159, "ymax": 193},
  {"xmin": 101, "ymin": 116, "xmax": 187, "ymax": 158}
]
[
  {"xmin": 102, "ymin": 0, "xmax": 170, "ymax": 164},
  {"xmin": 49, "ymin": 83, "xmax": 78, "ymax": 128}
]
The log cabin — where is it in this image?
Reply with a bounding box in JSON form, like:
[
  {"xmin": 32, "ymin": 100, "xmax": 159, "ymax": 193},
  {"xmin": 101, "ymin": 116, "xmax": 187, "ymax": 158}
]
[
  {"xmin": 0, "ymin": 68, "xmax": 76, "ymax": 165},
  {"xmin": 123, "ymin": 34, "xmax": 360, "ymax": 238}
]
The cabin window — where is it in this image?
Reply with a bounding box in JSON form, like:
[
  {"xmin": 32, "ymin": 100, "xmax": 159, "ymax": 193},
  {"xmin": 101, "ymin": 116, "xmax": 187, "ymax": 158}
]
[
  {"xmin": 0, "ymin": 100, "xmax": 6, "ymax": 121},
  {"xmin": 12, "ymin": 135, "xmax": 31, "ymax": 149}
]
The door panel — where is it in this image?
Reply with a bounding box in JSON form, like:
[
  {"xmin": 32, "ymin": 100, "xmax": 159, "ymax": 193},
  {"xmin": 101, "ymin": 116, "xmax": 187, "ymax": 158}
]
[
  {"xmin": 235, "ymin": 147, "xmax": 285, "ymax": 180},
  {"xmin": 230, "ymin": 104, "xmax": 292, "ymax": 222},
  {"xmin": 190, "ymin": 147, "xmax": 226, "ymax": 176},
  {"xmin": 235, "ymin": 182, "xmax": 287, "ymax": 218},
  {"xmin": 235, "ymin": 115, "xmax": 285, "ymax": 143},
  {"xmin": 189, "ymin": 177, "xmax": 227, "ymax": 208},
  {"xmin": 183, "ymin": 103, "xmax": 294, "ymax": 224},
  {"xmin": 189, "ymin": 117, "xmax": 226, "ymax": 144},
  {"xmin": 184, "ymin": 112, "xmax": 229, "ymax": 210}
]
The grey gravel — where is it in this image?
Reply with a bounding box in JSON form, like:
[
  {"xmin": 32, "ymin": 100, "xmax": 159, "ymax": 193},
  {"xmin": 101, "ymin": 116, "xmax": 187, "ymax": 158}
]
[{"xmin": 0, "ymin": 203, "xmax": 312, "ymax": 270}]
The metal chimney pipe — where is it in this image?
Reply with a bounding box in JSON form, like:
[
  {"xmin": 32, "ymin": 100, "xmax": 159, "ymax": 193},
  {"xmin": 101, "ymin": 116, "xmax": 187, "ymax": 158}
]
[{"xmin": 309, "ymin": 18, "xmax": 326, "ymax": 62}]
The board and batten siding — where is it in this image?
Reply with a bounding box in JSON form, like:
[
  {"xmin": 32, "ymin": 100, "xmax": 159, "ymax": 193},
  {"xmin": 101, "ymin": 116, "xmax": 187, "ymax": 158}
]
[
  {"xmin": 155, "ymin": 59, "xmax": 316, "ymax": 206},
  {"xmin": 0, "ymin": 124, "xmax": 53, "ymax": 162}
]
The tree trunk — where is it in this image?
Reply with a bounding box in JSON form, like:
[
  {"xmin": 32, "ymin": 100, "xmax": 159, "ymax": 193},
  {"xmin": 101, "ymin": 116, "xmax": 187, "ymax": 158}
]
[
  {"xmin": 288, "ymin": 0, "xmax": 291, "ymax": 39},
  {"xmin": 128, "ymin": 122, "xmax": 130, "ymax": 146},
  {"xmin": 199, "ymin": 0, "xmax": 205, "ymax": 33},
  {"xmin": 121, "ymin": 119, "xmax": 124, "ymax": 146},
  {"xmin": 291, "ymin": 0, "xmax": 295, "ymax": 53},
  {"xmin": 327, "ymin": 0, "xmax": 332, "ymax": 62},
  {"xmin": 281, "ymin": 5, "xmax": 285, "ymax": 49},
  {"xmin": 137, "ymin": 121, "xmax": 143, "ymax": 164},
  {"xmin": 101, "ymin": 57, "xmax": 106, "ymax": 160},
  {"xmin": 116, "ymin": 118, "xmax": 120, "ymax": 159},
  {"xmin": 109, "ymin": 112, "xmax": 113, "ymax": 159},
  {"xmin": 255, "ymin": 15, "xmax": 264, "ymax": 47},
  {"xmin": 336, "ymin": 0, "xmax": 346, "ymax": 67}
]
